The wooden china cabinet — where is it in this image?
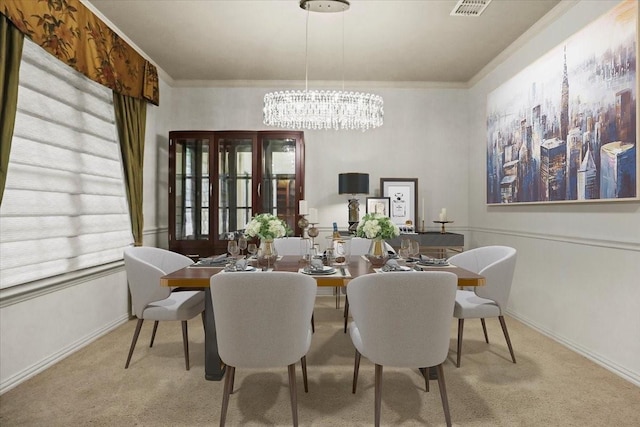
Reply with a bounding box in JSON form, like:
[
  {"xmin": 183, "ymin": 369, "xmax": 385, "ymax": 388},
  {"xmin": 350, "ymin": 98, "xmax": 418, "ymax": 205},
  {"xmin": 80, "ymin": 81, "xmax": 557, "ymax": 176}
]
[{"xmin": 168, "ymin": 130, "xmax": 305, "ymax": 258}]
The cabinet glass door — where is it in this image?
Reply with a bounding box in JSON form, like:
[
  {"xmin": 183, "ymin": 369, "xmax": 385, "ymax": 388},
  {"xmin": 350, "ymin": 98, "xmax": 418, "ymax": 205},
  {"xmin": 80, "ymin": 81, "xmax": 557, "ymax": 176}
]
[
  {"xmin": 217, "ymin": 136, "xmax": 254, "ymax": 239},
  {"xmin": 261, "ymin": 136, "xmax": 298, "ymax": 233},
  {"xmin": 174, "ymin": 137, "xmax": 210, "ymax": 241}
]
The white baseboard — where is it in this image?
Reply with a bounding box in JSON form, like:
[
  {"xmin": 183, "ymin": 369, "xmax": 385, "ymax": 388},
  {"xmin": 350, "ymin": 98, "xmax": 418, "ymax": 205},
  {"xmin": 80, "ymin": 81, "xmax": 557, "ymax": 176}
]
[
  {"xmin": 507, "ymin": 309, "xmax": 640, "ymax": 387},
  {"xmin": 0, "ymin": 313, "xmax": 130, "ymax": 395}
]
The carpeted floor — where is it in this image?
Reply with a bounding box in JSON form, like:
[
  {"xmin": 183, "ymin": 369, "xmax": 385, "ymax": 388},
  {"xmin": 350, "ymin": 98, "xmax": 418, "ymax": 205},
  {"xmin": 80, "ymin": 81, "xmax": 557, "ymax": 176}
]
[{"xmin": 1, "ymin": 296, "xmax": 639, "ymax": 426}]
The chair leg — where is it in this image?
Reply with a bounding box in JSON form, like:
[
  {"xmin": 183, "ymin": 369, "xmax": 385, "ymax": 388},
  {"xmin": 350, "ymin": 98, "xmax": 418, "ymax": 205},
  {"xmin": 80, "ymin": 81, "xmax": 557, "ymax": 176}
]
[
  {"xmin": 352, "ymin": 349, "xmax": 361, "ymax": 394},
  {"xmin": 343, "ymin": 296, "xmax": 349, "ymax": 333},
  {"xmin": 435, "ymin": 364, "xmax": 452, "ymax": 427},
  {"xmin": 181, "ymin": 320, "xmax": 190, "ymax": 371},
  {"xmin": 498, "ymin": 315, "xmax": 517, "ymax": 363},
  {"xmin": 419, "ymin": 367, "xmax": 429, "ymax": 392},
  {"xmin": 480, "ymin": 318, "xmax": 489, "ymax": 343},
  {"xmin": 456, "ymin": 318, "xmax": 464, "ymax": 368},
  {"xmin": 301, "ymin": 356, "xmax": 309, "ymax": 393},
  {"xmin": 311, "ymin": 313, "xmax": 315, "ymax": 333},
  {"xmin": 229, "ymin": 366, "xmax": 236, "ymax": 394},
  {"xmin": 335, "ymin": 286, "xmax": 340, "ymax": 309},
  {"xmin": 374, "ymin": 364, "xmax": 383, "ymax": 427},
  {"xmin": 125, "ymin": 318, "xmax": 144, "ymax": 369},
  {"xmin": 201, "ymin": 311, "xmax": 206, "ymax": 332},
  {"xmin": 288, "ymin": 363, "xmax": 299, "ymax": 427},
  {"xmin": 220, "ymin": 365, "xmax": 235, "ymax": 426},
  {"xmin": 149, "ymin": 320, "xmax": 159, "ymax": 347}
]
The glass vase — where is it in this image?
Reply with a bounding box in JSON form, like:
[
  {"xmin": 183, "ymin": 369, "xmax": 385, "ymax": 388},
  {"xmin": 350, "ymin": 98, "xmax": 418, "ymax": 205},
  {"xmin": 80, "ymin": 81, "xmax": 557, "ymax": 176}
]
[
  {"xmin": 366, "ymin": 237, "xmax": 389, "ymax": 267},
  {"xmin": 257, "ymin": 238, "xmax": 278, "ymax": 269}
]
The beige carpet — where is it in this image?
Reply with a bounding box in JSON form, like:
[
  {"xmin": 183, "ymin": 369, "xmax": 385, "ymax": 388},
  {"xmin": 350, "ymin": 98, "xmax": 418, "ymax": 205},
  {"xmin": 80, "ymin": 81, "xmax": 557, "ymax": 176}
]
[{"xmin": 1, "ymin": 296, "xmax": 639, "ymax": 426}]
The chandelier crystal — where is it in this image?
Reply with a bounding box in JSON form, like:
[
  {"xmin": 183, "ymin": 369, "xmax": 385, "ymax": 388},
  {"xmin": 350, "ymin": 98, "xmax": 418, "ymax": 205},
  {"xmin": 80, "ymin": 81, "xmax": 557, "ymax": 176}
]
[
  {"xmin": 263, "ymin": 90, "xmax": 384, "ymax": 131},
  {"xmin": 263, "ymin": 0, "xmax": 384, "ymax": 131}
]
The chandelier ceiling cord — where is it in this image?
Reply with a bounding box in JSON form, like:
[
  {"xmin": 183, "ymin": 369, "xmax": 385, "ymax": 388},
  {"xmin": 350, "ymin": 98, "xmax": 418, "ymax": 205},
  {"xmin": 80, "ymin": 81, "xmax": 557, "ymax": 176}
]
[{"xmin": 263, "ymin": 0, "xmax": 384, "ymax": 131}]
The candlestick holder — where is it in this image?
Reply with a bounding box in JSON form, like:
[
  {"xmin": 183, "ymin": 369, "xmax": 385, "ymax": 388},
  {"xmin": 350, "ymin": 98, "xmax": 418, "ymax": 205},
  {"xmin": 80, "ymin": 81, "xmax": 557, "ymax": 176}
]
[
  {"xmin": 297, "ymin": 215, "xmax": 309, "ymax": 237},
  {"xmin": 433, "ymin": 220, "xmax": 453, "ymax": 234},
  {"xmin": 421, "ymin": 220, "xmax": 426, "ymax": 233},
  {"xmin": 307, "ymin": 223, "xmax": 319, "ymax": 248}
]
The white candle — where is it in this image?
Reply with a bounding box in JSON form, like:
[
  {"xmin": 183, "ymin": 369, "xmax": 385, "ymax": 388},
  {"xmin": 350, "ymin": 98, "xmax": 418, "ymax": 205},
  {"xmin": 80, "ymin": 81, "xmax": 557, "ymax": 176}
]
[
  {"xmin": 421, "ymin": 199, "xmax": 425, "ymax": 222},
  {"xmin": 308, "ymin": 208, "xmax": 318, "ymax": 224},
  {"xmin": 299, "ymin": 200, "xmax": 308, "ymax": 215},
  {"xmin": 441, "ymin": 208, "xmax": 447, "ymax": 221},
  {"xmin": 439, "ymin": 212, "xmax": 444, "ymax": 221}
]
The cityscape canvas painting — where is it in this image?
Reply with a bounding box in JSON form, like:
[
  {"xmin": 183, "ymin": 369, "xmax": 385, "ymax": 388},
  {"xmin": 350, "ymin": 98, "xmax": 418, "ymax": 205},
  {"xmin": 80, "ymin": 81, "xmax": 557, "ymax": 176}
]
[{"xmin": 486, "ymin": 0, "xmax": 638, "ymax": 204}]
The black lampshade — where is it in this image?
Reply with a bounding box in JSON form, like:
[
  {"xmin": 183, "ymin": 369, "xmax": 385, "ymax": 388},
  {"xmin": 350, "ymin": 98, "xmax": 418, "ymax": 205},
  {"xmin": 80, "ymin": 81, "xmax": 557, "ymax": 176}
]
[{"xmin": 338, "ymin": 173, "xmax": 369, "ymax": 195}]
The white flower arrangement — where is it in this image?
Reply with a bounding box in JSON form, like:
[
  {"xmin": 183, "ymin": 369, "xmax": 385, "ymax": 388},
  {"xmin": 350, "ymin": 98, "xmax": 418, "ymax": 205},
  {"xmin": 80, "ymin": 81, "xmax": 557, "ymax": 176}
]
[
  {"xmin": 356, "ymin": 213, "xmax": 400, "ymax": 240},
  {"xmin": 244, "ymin": 213, "xmax": 289, "ymax": 240}
]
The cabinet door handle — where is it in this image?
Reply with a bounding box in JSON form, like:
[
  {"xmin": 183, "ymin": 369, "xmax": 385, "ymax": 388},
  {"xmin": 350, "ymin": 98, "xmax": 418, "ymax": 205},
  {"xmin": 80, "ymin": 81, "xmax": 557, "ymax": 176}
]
[{"xmin": 257, "ymin": 182, "xmax": 261, "ymax": 197}]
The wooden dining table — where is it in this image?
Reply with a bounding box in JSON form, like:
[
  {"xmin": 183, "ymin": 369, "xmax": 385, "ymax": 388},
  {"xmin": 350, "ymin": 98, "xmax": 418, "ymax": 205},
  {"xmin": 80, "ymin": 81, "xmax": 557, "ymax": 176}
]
[{"xmin": 161, "ymin": 255, "xmax": 485, "ymax": 381}]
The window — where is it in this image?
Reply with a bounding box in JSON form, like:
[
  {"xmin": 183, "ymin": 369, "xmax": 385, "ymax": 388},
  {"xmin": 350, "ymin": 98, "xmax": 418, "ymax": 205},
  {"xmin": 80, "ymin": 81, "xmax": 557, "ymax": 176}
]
[{"xmin": 0, "ymin": 39, "xmax": 133, "ymax": 290}]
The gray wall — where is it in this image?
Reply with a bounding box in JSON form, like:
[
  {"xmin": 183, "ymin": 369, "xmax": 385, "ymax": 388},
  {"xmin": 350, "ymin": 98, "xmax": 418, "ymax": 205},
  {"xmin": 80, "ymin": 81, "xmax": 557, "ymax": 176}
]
[{"xmin": 168, "ymin": 85, "xmax": 469, "ymax": 233}]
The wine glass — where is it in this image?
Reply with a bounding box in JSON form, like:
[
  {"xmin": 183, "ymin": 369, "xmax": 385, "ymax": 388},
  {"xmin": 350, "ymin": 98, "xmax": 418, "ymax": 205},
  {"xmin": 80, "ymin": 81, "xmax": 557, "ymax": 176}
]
[
  {"xmin": 398, "ymin": 247, "xmax": 410, "ymax": 260},
  {"xmin": 238, "ymin": 235, "xmax": 248, "ymax": 256},
  {"xmin": 409, "ymin": 240, "xmax": 420, "ymax": 262},
  {"xmin": 247, "ymin": 243, "xmax": 258, "ymax": 258},
  {"xmin": 227, "ymin": 240, "xmax": 240, "ymax": 257}
]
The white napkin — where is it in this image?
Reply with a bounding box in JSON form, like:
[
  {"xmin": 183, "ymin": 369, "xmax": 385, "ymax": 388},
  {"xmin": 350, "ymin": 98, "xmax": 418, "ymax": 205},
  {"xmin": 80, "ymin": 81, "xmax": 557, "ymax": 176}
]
[
  {"xmin": 386, "ymin": 259, "xmax": 399, "ymax": 267},
  {"xmin": 381, "ymin": 259, "xmax": 405, "ymax": 272},
  {"xmin": 310, "ymin": 258, "xmax": 325, "ymax": 271},
  {"xmin": 199, "ymin": 253, "xmax": 229, "ymax": 265}
]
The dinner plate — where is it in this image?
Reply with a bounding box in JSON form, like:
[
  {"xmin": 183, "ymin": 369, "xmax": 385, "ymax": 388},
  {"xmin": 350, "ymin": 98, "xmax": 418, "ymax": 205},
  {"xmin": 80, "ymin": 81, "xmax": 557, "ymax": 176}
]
[
  {"xmin": 417, "ymin": 261, "xmax": 450, "ymax": 267},
  {"xmin": 196, "ymin": 256, "xmax": 231, "ymax": 266},
  {"xmin": 302, "ymin": 266, "xmax": 336, "ymax": 275},
  {"xmin": 381, "ymin": 266, "xmax": 412, "ymax": 272},
  {"xmin": 225, "ymin": 266, "xmax": 256, "ymax": 272}
]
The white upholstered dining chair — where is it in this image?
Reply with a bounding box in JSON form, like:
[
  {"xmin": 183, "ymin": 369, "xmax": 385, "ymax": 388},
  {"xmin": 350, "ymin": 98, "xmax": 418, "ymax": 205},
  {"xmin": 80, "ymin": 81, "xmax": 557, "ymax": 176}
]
[
  {"xmin": 273, "ymin": 236, "xmax": 303, "ymax": 256},
  {"xmin": 273, "ymin": 236, "xmax": 317, "ymax": 332},
  {"xmin": 342, "ymin": 237, "xmax": 396, "ymax": 332},
  {"xmin": 210, "ymin": 271, "xmax": 317, "ymax": 426},
  {"xmin": 448, "ymin": 245, "xmax": 517, "ymax": 367},
  {"xmin": 123, "ymin": 246, "xmax": 205, "ymax": 370},
  {"xmin": 347, "ymin": 271, "xmax": 458, "ymax": 427}
]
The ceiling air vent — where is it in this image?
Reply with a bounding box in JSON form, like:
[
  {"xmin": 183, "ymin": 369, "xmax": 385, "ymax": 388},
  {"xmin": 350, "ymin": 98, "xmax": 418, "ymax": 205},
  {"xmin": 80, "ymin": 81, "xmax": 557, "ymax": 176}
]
[{"xmin": 450, "ymin": 0, "xmax": 492, "ymax": 17}]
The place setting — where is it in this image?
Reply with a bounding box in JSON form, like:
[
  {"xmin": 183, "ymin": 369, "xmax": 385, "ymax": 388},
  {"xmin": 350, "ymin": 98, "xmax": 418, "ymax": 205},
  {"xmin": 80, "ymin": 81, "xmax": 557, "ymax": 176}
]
[
  {"xmin": 191, "ymin": 253, "xmax": 233, "ymax": 267},
  {"xmin": 375, "ymin": 259, "xmax": 414, "ymax": 273},
  {"xmin": 416, "ymin": 255, "xmax": 451, "ymax": 267},
  {"xmin": 222, "ymin": 258, "xmax": 257, "ymax": 273},
  {"xmin": 299, "ymin": 257, "xmax": 350, "ymax": 277}
]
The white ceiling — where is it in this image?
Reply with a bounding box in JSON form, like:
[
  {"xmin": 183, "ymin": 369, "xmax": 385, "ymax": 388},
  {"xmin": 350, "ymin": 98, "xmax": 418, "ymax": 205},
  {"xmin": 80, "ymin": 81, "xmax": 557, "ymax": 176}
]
[{"xmin": 86, "ymin": 0, "xmax": 562, "ymax": 84}]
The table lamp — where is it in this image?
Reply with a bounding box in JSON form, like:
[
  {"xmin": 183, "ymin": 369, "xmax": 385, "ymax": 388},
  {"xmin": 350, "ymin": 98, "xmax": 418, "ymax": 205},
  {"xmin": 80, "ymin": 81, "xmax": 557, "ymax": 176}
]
[{"xmin": 338, "ymin": 173, "xmax": 369, "ymax": 234}]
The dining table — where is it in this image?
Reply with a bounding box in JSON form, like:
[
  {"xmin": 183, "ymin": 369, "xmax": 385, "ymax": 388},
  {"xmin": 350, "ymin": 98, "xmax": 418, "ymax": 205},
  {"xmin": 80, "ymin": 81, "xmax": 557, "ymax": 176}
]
[{"xmin": 160, "ymin": 255, "xmax": 485, "ymax": 381}]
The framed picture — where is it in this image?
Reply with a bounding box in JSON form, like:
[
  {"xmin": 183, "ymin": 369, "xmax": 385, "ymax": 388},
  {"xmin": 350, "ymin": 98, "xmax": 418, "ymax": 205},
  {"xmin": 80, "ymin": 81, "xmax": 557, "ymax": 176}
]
[
  {"xmin": 486, "ymin": 0, "xmax": 638, "ymax": 205},
  {"xmin": 366, "ymin": 197, "xmax": 391, "ymax": 216},
  {"xmin": 380, "ymin": 178, "xmax": 418, "ymax": 226}
]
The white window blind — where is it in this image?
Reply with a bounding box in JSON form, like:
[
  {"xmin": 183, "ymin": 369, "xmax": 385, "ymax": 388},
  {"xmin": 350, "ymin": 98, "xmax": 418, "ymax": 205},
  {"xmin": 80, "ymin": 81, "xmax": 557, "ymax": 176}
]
[{"xmin": 0, "ymin": 39, "xmax": 133, "ymax": 289}]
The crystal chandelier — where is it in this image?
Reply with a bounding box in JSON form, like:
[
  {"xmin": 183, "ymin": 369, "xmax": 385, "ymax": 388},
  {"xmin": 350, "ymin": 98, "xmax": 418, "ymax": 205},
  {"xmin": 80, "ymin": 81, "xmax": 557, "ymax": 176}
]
[{"xmin": 263, "ymin": 0, "xmax": 384, "ymax": 131}]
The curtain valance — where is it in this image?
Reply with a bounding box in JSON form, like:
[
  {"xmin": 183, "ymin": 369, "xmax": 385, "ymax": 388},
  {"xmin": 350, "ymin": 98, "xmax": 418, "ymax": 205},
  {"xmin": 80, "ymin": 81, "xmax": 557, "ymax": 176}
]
[{"xmin": 1, "ymin": 0, "xmax": 159, "ymax": 105}]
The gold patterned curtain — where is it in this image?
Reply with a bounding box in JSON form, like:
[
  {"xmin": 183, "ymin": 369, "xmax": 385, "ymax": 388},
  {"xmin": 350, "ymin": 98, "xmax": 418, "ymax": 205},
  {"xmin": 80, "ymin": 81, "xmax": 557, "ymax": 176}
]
[{"xmin": 1, "ymin": 0, "xmax": 159, "ymax": 105}]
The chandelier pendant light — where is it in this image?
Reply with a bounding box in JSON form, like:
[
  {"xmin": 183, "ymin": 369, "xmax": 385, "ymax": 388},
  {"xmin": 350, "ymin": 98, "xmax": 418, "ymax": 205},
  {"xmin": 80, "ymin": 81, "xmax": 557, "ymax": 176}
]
[{"xmin": 263, "ymin": 0, "xmax": 384, "ymax": 131}]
